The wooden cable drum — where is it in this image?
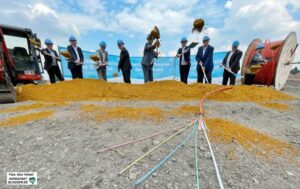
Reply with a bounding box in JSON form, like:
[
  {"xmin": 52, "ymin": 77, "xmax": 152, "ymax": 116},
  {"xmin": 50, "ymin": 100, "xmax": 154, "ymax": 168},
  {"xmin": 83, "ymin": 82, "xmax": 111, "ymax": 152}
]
[
  {"xmin": 241, "ymin": 39, "xmax": 262, "ymax": 83},
  {"xmin": 241, "ymin": 32, "xmax": 298, "ymax": 90},
  {"xmin": 274, "ymin": 32, "xmax": 297, "ymax": 90}
]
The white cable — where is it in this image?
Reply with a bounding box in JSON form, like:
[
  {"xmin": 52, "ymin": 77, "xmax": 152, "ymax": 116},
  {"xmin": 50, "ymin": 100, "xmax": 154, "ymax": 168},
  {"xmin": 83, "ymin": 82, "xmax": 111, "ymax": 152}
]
[{"xmin": 202, "ymin": 123, "xmax": 224, "ymax": 189}]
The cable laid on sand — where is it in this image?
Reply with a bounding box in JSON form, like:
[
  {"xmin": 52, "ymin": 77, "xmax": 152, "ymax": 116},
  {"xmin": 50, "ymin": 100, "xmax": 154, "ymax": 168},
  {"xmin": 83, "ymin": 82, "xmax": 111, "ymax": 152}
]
[
  {"xmin": 194, "ymin": 121, "xmax": 200, "ymax": 189},
  {"xmin": 202, "ymin": 120, "xmax": 224, "ymax": 189},
  {"xmin": 134, "ymin": 123, "xmax": 197, "ymax": 186},
  {"xmin": 195, "ymin": 87, "xmax": 231, "ymax": 189},
  {"xmin": 98, "ymin": 124, "xmax": 189, "ymax": 153},
  {"xmin": 132, "ymin": 87, "xmax": 231, "ymax": 186},
  {"xmin": 119, "ymin": 120, "xmax": 197, "ymax": 174},
  {"xmin": 198, "ymin": 86, "xmax": 232, "ymax": 114}
]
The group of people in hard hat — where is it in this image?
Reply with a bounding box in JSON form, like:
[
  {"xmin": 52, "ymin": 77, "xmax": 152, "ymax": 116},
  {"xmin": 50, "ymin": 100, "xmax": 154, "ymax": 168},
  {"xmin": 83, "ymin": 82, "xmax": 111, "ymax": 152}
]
[
  {"xmin": 41, "ymin": 36, "xmax": 132, "ymax": 84},
  {"xmin": 41, "ymin": 35, "xmax": 267, "ymax": 85},
  {"xmin": 176, "ymin": 35, "xmax": 268, "ymax": 85},
  {"xmin": 177, "ymin": 35, "xmax": 242, "ymax": 85}
]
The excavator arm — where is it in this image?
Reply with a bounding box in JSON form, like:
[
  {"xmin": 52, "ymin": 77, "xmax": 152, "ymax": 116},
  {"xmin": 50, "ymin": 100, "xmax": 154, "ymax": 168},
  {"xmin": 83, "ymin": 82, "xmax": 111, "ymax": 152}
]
[{"xmin": 0, "ymin": 28, "xmax": 16, "ymax": 103}]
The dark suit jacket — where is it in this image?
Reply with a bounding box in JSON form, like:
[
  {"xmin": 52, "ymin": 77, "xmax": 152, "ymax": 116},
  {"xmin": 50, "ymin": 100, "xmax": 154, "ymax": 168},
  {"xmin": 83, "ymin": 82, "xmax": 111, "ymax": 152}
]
[
  {"xmin": 41, "ymin": 48, "xmax": 60, "ymax": 71},
  {"xmin": 141, "ymin": 43, "xmax": 158, "ymax": 66},
  {"xmin": 195, "ymin": 45, "xmax": 214, "ymax": 72},
  {"xmin": 67, "ymin": 45, "xmax": 84, "ymax": 70},
  {"xmin": 222, "ymin": 50, "xmax": 243, "ymax": 73},
  {"xmin": 177, "ymin": 46, "xmax": 191, "ymax": 66},
  {"xmin": 118, "ymin": 48, "xmax": 132, "ymax": 71}
]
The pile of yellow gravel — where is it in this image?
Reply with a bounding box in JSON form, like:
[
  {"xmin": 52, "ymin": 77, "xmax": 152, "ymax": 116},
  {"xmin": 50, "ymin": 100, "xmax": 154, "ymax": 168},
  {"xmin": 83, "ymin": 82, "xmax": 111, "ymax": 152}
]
[
  {"xmin": 17, "ymin": 79, "xmax": 294, "ymax": 103},
  {"xmin": 206, "ymin": 118, "xmax": 299, "ymax": 160}
]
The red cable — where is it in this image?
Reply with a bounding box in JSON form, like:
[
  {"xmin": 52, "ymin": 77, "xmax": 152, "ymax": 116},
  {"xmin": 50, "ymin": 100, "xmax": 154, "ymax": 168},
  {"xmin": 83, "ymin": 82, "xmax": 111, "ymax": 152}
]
[
  {"xmin": 198, "ymin": 87, "xmax": 233, "ymax": 114},
  {"xmin": 98, "ymin": 124, "xmax": 188, "ymax": 153}
]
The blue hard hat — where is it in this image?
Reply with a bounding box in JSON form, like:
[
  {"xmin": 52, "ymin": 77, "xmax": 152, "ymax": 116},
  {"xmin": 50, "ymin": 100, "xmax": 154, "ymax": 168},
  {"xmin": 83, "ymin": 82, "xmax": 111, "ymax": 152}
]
[
  {"xmin": 117, "ymin": 39, "xmax": 124, "ymax": 45},
  {"xmin": 44, "ymin": 39, "xmax": 53, "ymax": 45},
  {"xmin": 99, "ymin": 41, "xmax": 106, "ymax": 47},
  {"xmin": 256, "ymin": 43, "xmax": 264, "ymax": 50},
  {"xmin": 232, "ymin": 40, "xmax": 240, "ymax": 47},
  {"xmin": 69, "ymin": 35, "xmax": 77, "ymax": 41},
  {"xmin": 181, "ymin": 37, "xmax": 188, "ymax": 42},
  {"xmin": 203, "ymin": 35, "xmax": 210, "ymax": 41}
]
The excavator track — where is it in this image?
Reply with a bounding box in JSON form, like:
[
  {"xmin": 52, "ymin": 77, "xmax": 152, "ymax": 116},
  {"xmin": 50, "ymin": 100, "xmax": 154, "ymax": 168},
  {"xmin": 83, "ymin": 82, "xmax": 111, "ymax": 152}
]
[
  {"xmin": 0, "ymin": 72, "xmax": 16, "ymax": 103},
  {"xmin": 0, "ymin": 45, "xmax": 16, "ymax": 103},
  {"xmin": 0, "ymin": 92, "xmax": 16, "ymax": 103}
]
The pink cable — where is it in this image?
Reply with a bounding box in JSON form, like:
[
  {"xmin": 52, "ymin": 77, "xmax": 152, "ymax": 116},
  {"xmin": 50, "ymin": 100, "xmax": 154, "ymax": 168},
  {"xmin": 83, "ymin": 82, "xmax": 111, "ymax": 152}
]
[{"xmin": 98, "ymin": 125, "xmax": 187, "ymax": 153}]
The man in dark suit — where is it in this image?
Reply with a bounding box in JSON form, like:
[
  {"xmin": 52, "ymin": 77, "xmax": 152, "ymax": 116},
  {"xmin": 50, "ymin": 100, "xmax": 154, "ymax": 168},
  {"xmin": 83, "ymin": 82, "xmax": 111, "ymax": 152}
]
[
  {"xmin": 141, "ymin": 35, "xmax": 159, "ymax": 83},
  {"xmin": 195, "ymin": 36, "xmax": 214, "ymax": 83},
  {"xmin": 176, "ymin": 37, "xmax": 191, "ymax": 84},
  {"xmin": 41, "ymin": 39, "xmax": 64, "ymax": 84},
  {"xmin": 117, "ymin": 40, "xmax": 132, "ymax": 84},
  {"xmin": 67, "ymin": 36, "xmax": 84, "ymax": 79},
  {"xmin": 222, "ymin": 40, "xmax": 243, "ymax": 85}
]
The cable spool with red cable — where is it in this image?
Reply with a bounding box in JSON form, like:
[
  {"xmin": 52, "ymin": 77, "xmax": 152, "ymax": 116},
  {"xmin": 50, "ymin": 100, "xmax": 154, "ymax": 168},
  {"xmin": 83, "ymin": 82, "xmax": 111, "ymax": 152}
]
[{"xmin": 241, "ymin": 32, "xmax": 298, "ymax": 90}]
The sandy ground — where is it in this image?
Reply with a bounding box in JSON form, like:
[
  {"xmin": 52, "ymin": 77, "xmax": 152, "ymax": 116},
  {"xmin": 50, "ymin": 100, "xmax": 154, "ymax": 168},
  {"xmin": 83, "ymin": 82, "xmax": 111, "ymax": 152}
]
[{"xmin": 0, "ymin": 77, "xmax": 299, "ymax": 189}]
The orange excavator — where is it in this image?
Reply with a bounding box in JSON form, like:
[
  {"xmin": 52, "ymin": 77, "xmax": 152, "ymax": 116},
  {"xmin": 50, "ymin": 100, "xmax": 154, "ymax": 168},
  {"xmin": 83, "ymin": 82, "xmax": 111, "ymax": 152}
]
[{"xmin": 0, "ymin": 24, "xmax": 43, "ymax": 103}]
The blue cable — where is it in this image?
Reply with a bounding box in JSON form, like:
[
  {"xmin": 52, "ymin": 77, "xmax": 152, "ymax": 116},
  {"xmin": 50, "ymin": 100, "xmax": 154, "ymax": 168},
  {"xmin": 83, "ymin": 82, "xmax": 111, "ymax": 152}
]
[{"xmin": 134, "ymin": 123, "xmax": 197, "ymax": 186}]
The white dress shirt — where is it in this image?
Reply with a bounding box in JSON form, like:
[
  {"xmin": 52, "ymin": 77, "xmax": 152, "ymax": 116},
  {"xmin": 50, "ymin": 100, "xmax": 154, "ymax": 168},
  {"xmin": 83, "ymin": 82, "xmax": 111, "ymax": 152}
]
[
  {"xmin": 72, "ymin": 46, "xmax": 80, "ymax": 63},
  {"xmin": 202, "ymin": 46, "xmax": 207, "ymax": 56},
  {"xmin": 48, "ymin": 49, "xmax": 57, "ymax": 66},
  {"xmin": 181, "ymin": 46, "xmax": 188, "ymax": 66},
  {"xmin": 226, "ymin": 51, "xmax": 235, "ymax": 68},
  {"xmin": 101, "ymin": 49, "xmax": 106, "ymax": 64}
]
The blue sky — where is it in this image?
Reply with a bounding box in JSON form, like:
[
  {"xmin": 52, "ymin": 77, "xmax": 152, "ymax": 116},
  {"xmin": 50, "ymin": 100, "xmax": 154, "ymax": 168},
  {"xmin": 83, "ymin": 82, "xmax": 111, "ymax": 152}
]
[{"xmin": 0, "ymin": 0, "xmax": 300, "ymax": 61}]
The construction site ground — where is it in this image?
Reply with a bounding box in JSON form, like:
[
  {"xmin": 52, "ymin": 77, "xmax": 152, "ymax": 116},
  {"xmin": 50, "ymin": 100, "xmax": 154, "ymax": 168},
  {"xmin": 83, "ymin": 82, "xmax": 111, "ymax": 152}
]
[{"xmin": 0, "ymin": 76, "xmax": 300, "ymax": 189}]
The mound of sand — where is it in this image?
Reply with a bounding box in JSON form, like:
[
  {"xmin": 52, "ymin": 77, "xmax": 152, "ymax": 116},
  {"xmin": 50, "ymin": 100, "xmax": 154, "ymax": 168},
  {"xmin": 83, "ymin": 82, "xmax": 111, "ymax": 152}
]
[{"xmin": 17, "ymin": 79, "xmax": 294, "ymax": 103}]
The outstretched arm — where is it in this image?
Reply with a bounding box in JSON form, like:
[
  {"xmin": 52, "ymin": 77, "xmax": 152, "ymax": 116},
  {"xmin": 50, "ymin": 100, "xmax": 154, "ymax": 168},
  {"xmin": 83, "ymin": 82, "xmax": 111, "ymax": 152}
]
[{"xmin": 145, "ymin": 43, "xmax": 156, "ymax": 50}]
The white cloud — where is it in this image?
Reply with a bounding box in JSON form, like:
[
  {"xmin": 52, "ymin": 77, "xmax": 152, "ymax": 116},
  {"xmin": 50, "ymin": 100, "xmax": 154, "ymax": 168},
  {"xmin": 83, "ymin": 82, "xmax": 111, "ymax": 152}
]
[
  {"xmin": 167, "ymin": 50, "xmax": 177, "ymax": 57},
  {"xmin": 0, "ymin": 1, "xmax": 109, "ymax": 46},
  {"xmin": 125, "ymin": 0, "xmax": 139, "ymax": 4},
  {"xmin": 113, "ymin": 0, "xmax": 198, "ymax": 35},
  {"xmin": 0, "ymin": 0, "xmax": 300, "ymax": 62},
  {"xmin": 0, "ymin": 0, "xmax": 225, "ymax": 42},
  {"xmin": 216, "ymin": 0, "xmax": 300, "ymax": 61},
  {"xmin": 225, "ymin": 1, "xmax": 233, "ymax": 9},
  {"xmin": 76, "ymin": 0, "xmax": 105, "ymax": 14},
  {"xmin": 29, "ymin": 3, "xmax": 56, "ymax": 16}
]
